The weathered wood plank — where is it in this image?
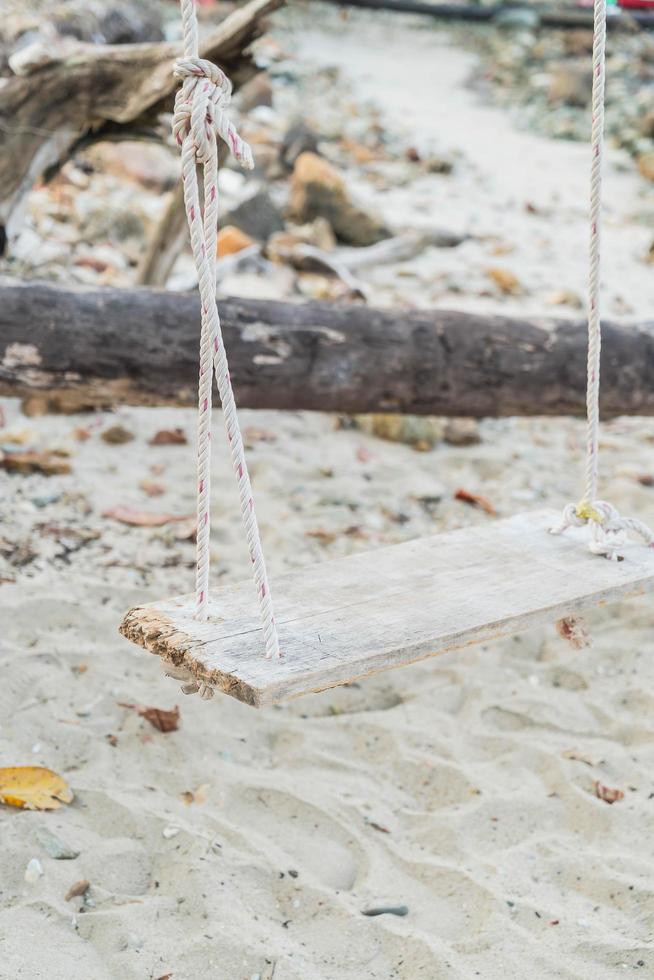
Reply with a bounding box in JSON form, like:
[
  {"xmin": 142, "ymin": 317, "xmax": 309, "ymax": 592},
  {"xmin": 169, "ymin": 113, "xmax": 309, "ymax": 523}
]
[
  {"xmin": 3, "ymin": 278, "xmax": 654, "ymax": 417},
  {"xmin": 120, "ymin": 510, "xmax": 654, "ymax": 707}
]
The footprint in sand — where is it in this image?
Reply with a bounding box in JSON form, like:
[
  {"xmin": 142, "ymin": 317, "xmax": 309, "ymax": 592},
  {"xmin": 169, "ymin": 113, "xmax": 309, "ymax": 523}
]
[{"xmin": 233, "ymin": 787, "xmax": 365, "ymax": 890}]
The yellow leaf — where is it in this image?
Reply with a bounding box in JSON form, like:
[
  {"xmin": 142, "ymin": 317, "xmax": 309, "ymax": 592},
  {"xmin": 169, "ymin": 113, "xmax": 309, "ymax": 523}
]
[{"xmin": 0, "ymin": 766, "xmax": 74, "ymax": 810}]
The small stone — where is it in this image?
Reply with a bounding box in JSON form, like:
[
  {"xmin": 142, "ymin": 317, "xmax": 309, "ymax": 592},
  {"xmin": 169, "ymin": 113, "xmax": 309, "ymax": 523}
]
[
  {"xmin": 162, "ymin": 826, "xmax": 180, "ymax": 839},
  {"xmin": 101, "ymin": 425, "xmax": 134, "ymax": 445},
  {"xmin": 280, "ymin": 121, "xmax": 320, "ymax": 171},
  {"xmin": 236, "ymin": 72, "xmax": 273, "ymax": 112},
  {"xmin": 355, "ymin": 414, "xmax": 444, "ymax": 449},
  {"xmin": 547, "ymin": 65, "xmax": 592, "ymax": 108},
  {"xmin": 24, "ymin": 858, "xmax": 44, "ymax": 883},
  {"xmin": 36, "ymin": 827, "xmax": 80, "ymax": 860},
  {"xmin": 548, "ymin": 289, "xmax": 583, "ymax": 309},
  {"xmin": 424, "ymin": 155, "xmax": 454, "ymax": 175},
  {"xmin": 217, "ymin": 225, "xmax": 256, "ymax": 258},
  {"xmin": 9, "ymin": 41, "xmax": 57, "ymax": 76},
  {"xmin": 637, "ymin": 153, "xmax": 654, "ymax": 183},
  {"xmin": 443, "ymin": 419, "xmax": 481, "ymax": 446},
  {"xmin": 223, "ymin": 189, "xmax": 284, "ymax": 242}
]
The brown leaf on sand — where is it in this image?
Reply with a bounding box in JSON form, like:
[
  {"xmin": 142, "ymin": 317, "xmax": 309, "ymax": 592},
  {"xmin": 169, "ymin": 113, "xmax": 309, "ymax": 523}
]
[
  {"xmin": 2, "ymin": 451, "xmax": 72, "ymax": 476},
  {"xmin": 555, "ymin": 616, "xmax": 591, "ymax": 649},
  {"xmin": 454, "ymin": 488, "xmax": 497, "ymax": 516},
  {"xmin": 65, "ymin": 879, "xmax": 90, "ymax": 901},
  {"xmin": 118, "ymin": 702, "xmax": 180, "ymax": 732},
  {"xmin": 102, "ymin": 507, "xmax": 194, "ymax": 527},
  {"xmin": 307, "ymin": 528, "xmax": 337, "ymax": 545},
  {"xmin": 594, "ymin": 781, "xmax": 624, "ymax": 804},
  {"xmin": 139, "ymin": 479, "xmax": 166, "ymax": 497},
  {"xmin": 149, "ymin": 428, "xmax": 187, "ymax": 446},
  {"xmin": 0, "ymin": 766, "xmax": 74, "ymax": 810},
  {"xmin": 139, "ymin": 705, "xmax": 180, "ymax": 732},
  {"xmin": 486, "ymin": 267, "xmax": 522, "ymax": 295}
]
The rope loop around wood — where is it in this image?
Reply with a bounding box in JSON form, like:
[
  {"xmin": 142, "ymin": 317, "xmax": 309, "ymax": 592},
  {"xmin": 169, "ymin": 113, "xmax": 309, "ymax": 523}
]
[{"xmin": 551, "ymin": 0, "xmax": 653, "ymax": 559}]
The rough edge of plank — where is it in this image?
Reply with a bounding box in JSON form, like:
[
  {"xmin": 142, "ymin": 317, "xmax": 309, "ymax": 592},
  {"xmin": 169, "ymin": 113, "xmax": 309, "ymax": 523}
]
[{"xmin": 119, "ymin": 606, "xmax": 261, "ymax": 706}]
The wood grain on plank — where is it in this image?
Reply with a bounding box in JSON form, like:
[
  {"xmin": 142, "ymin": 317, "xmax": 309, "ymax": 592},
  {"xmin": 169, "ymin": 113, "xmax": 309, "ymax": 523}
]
[{"xmin": 120, "ymin": 510, "xmax": 654, "ymax": 707}]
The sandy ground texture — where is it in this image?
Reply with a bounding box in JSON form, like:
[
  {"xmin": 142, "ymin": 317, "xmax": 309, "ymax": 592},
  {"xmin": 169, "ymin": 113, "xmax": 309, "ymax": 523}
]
[{"xmin": 2, "ymin": 6, "xmax": 654, "ymax": 980}]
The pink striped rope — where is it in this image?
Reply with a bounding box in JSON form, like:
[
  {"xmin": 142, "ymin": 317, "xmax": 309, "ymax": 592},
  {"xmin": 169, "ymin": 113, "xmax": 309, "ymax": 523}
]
[{"xmin": 172, "ymin": 0, "xmax": 280, "ymax": 657}]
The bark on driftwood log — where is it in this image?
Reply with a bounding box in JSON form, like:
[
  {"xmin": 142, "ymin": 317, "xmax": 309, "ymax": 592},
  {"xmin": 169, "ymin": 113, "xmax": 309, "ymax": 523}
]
[
  {"xmin": 1, "ymin": 278, "xmax": 653, "ymax": 417},
  {"xmin": 0, "ymin": 0, "xmax": 281, "ymax": 243}
]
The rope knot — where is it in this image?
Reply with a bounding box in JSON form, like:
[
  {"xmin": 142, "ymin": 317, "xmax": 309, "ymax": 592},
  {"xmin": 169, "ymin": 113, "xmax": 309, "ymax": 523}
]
[
  {"xmin": 551, "ymin": 499, "xmax": 653, "ymax": 561},
  {"xmin": 172, "ymin": 56, "xmax": 253, "ymax": 169}
]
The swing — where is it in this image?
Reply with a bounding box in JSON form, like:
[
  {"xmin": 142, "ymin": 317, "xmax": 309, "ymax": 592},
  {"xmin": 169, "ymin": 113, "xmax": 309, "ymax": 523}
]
[{"xmin": 120, "ymin": 0, "xmax": 654, "ymax": 707}]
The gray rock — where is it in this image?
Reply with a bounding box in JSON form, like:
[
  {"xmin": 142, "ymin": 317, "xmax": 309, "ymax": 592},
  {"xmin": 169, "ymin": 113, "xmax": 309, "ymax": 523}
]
[
  {"xmin": 223, "ymin": 188, "xmax": 284, "ymax": 242},
  {"xmin": 548, "ymin": 65, "xmax": 592, "ymax": 109},
  {"xmin": 280, "ymin": 121, "xmax": 320, "ymax": 171},
  {"xmin": 237, "ymin": 73, "xmax": 273, "ymax": 113}
]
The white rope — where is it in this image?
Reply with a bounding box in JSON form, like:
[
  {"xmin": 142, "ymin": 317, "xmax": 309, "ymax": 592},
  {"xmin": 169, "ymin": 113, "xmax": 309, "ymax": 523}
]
[
  {"xmin": 551, "ymin": 0, "xmax": 653, "ymax": 561},
  {"xmin": 173, "ymin": 0, "xmax": 280, "ymax": 659}
]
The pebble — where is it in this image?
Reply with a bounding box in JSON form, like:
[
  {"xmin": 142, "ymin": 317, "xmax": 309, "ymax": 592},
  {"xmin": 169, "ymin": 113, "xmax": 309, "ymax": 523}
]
[
  {"xmin": 163, "ymin": 826, "xmax": 180, "ymax": 839},
  {"xmin": 36, "ymin": 826, "xmax": 80, "ymax": 860},
  {"xmin": 24, "ymin": 858, "xmax": 44, "ymax": 883}
]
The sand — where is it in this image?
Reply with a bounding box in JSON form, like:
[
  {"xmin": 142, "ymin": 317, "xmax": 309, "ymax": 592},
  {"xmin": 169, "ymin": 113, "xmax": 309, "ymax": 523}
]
[{"xmin": 1, "ymin": 6, "xmax": 654, "ymax": 979}]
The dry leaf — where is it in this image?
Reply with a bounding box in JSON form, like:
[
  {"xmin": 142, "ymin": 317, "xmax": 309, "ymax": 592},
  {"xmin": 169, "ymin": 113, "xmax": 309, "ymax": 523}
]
[
  {"xmin": 2, "ymin": 451, "xmax": 72, "ymax": 476},
  {"xmin": 0, "ymin": 766, "xmax": 74, "ymax": 810},
  {"xmin": 486, "ymin": 267, "xmax": 522, "ymax": 296},
  {"xmin": 454, "ymin": 488, "xmax": 497, "ymax": 516},
  {"xmin": 102, "ymin": 507, "xmax": 194, "ymax": 527},
  {"xmin": 139, "ymin": 479, "xmax": 166, "ymax": 497},
  {"xmin": 594, "ymin": 781, "xmax": 624, "ymax": 804},
  {"xmin": 1, "ymin": 428, "xmax": 33, "ymax": 445},
  {"xmin": 65, "ymin": 879, "xmax": 90, "ymax": 901},
  {"xmin": 138, "ymin": 705, "xmax": 180, "ymax": 732},
  {"xmin": 562, "ymin": 748, "xmax": 599, "ymax": 767},
  {"xmin": 307, "ymin": 528, "xmax": 337, "ymax": 545},
  {"xmin": 118, "ymin": 702, "xmax": 180, "ymax": 732},
  {"xmin": 149, "ymin": 428, "xmax": 187, "ymax": 446},
  {"xmin": 555, "ymin": 616, "xmax": 591, "ymax": 649}
]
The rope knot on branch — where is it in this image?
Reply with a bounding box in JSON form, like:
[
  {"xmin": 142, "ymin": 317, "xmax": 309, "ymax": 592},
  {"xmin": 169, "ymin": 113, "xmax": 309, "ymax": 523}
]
[
  {"xmin": 550, "ymin": 500, "xmax": 654, "ymax": 561},
  {"xmin": 172, "ymin": 57, "xmax": 253, "ymax": 169}
]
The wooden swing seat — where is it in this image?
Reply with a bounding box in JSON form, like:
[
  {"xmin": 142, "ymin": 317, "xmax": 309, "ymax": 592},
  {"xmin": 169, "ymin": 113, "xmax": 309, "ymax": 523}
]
[{"xmin": 120, "ymin": 509, "xmax": 654, "ymax": 707}]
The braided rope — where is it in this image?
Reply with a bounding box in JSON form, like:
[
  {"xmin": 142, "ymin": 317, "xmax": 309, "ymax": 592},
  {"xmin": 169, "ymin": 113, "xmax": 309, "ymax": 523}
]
[
  {"xmin": 173, "ymin": 0, "xmax": 280, "ymax": 659},
  {"xmin": 551, "ymin": 0, "xmax": 653, "ymax": 560}
]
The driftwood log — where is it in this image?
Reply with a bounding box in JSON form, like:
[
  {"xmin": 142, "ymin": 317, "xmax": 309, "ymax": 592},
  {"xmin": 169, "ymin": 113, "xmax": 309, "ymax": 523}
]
[
  {"xmin": 0, "ymin": 0, "xmax": 281, "ymax": 243},
  {"xmin": 326, "ymin": 0, "xmax": 654, "ymax": 29},
  {"xmin": 1, "ymin": 278, "xmax": 653, "ymax": 417}
]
